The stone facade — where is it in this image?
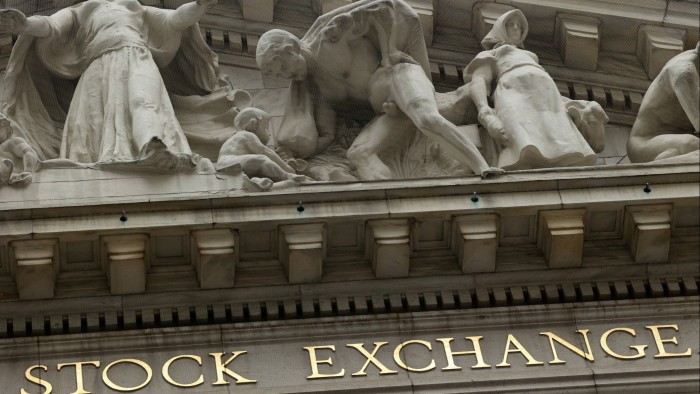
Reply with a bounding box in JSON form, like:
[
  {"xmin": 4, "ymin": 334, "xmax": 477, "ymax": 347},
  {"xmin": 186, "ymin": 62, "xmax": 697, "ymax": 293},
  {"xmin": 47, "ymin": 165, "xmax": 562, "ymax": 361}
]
[{"xmin": 0, "ymin": 1, "xmax": 698, "ymax": 393}]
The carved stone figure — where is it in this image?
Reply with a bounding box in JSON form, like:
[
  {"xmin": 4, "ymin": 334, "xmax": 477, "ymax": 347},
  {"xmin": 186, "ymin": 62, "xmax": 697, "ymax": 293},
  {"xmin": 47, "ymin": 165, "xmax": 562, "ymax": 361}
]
[
  {"xmin": 256, "ymin": 0, "xmax": 502, "ymax": 180},
  {"xmin": 0, "ymin": 0, "xmax": 246, "ymax": 172},
  {"xmin": 627, "ymin": 43, "xmax": 699, "ymax": 163},
  {"xmin": 216, "ymin": 108, "xmax": 307, "ymax": 190},
  {"xmin": 0, "ymin": 112, "xmax": 38, "ymax": 186},
  {"xmin": 465, "ymin": 9, "xmax": 607, "ymax": 170}
]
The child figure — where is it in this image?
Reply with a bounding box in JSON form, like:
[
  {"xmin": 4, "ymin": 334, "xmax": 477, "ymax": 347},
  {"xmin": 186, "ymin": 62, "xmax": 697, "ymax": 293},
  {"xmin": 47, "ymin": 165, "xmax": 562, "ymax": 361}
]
[
  {"xmin": 0, "ymin": 113, "xmax": 39, "ymax": 186},
  {"xmin": 216, "ymin": 108, "xmax": 307, "ymax": 190}
]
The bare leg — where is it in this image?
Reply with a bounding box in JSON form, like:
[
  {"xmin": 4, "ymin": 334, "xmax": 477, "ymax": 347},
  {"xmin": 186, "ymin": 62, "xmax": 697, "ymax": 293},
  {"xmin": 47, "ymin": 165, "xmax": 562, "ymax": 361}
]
[
  {"xmin": 347, "ymin": 114, "xmax": 413, "ymax": 180},
  {"xmin": 389, "ymin": 63, "xmax": 503, "ymax": 178},
  {"xmin": 628, "ymin": 134, "xmax": 700, "ymax": 163},
  {"xmin": 241, "ymin": 155, "xmax": 302, "ymax": 182}
]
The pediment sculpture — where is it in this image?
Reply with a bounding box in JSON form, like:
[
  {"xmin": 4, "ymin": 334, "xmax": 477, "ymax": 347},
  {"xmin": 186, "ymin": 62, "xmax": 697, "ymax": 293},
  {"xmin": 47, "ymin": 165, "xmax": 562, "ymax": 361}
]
[
  {"xmin": 256, "ymin": 2, "xmax": 610, "ymax": 182},
  {"xmin": 0, "ymin": 0, "xmax": 250, "ymax": 185},
  {"xmin": 627, "ymin": 42, "xmax": 699, "ymax": 163},
  {"xmin": 2, "ymin": 0, "xmax": 696, "ymax": 190}
]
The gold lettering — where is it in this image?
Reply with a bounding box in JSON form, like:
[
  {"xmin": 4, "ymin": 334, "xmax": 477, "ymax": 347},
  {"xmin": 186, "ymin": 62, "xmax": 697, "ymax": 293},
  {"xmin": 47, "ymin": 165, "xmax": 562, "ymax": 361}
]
[
  {"xmin": 646, "ymin": 324, "xmax": 692, "ymax": 358},
  {"xmin": 162, "ymin": 355, "xmax": 204, "ymax": 388},
  {"xmin": 56, "ymin": 361, "xmax": 100, "ymax": 394},
  {"xmin": 496, "ymin": 334, "xmax": 545, "ymax": 367},
  {"xmin": 209, "ymin": 352, "xmax": 257, "ymax": 385},
  {"xmin": 600, "ymin": 328, "xmax": 647, "ymax": 360},
  {"xmin": 393, "ymin": 340, "xmax": 436, "ymax": 372},
  {"xmin": 437, "ymin": 337, "xmax": 491, "ymax": 370},
  {"xmin": 540, "ymin": 330, "xmax": 595, "ymax": 364},
  {"xmin": 101, "ymin": 359, "xmax": 152, "ymax": 392},
  {"xmin": 303, "ymin": 346, "xmax": 345, "ymax": 379},
  {"xmin": 346, "ymin": 342, "xmax": 398, "ymax": 376},
  {"xmin": 21, "ymin": 365, "xmax": 52, "ymax": 394}
]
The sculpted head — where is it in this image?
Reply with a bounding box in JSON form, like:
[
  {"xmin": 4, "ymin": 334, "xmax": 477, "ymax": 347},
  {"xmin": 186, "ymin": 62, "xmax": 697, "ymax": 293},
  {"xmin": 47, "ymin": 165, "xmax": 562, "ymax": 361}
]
[
  {"xmin": 256, "ymin": 29, "xmax": 307, "ymax": 80},
  {"xmin": 234, "ymin": 108, "xmax": 272, "ymax": 144},
  {"xmin": 482, "ymin": 9, "xmax": 529, "ymax": 49}
]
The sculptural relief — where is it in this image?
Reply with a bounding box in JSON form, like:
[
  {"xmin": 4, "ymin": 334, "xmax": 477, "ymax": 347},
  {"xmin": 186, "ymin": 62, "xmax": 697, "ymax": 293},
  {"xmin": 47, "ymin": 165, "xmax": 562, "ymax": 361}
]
[
  {"xmin": 0, "ymin": 112, "xmax": 38, "ymax": 186},
  {"xmin": 216, "ymin": 107, "xmax": 308, "ymax": 190},
  {"xmin": 627, "ymin": 43, "xmax": 699, "ymax": 163},
  {"xmin": 256, "ymin": 0, "xmax": 503, "ymax": 181},
  {"xmin": 0, "ymin": 0, "xmax": 248, "ymax": 176},
  {"xmin": 465, "ymin": 9, "xmax": 608, "ymax": 170}
]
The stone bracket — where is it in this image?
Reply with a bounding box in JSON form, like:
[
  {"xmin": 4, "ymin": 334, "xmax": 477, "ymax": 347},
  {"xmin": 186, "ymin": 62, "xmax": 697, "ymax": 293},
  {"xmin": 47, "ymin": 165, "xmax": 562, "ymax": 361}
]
[
  {"xmin": 312, "ymin": 0, "xmax": 352, "ymax": 15},
  {"xmin": 623, "ymin": 204, "xmax": 672, "ymax": 264},
  {"xmin": 102, "ymin": 234, "xmax": 148, "ymax": 295},
  {"xmin": 10, "ymin": 239, "xmax": 58, "ymax": 300},
  {"xmin": 637, "ymin": 25, "xmax": 686, "ymax": 79},
  {"xmin": 367, "ymin": 219, "xmax": 410, "ymax": 279},
  {"xmin": 537, "ymin": 209, "xmax": 586, "ymax": 268},
  {"xmin": 240, "ymin": 0, "xmax": 277, "ymax": 23},
  {"xmin": 555, "ymin": 14, "xmax": 601, "ymax": 71},
  {"xmin": 405, "ymin": 0, "xmax": 435, "ymax": 45},
  {"xmin": 451, "ymin": 214, "xmax": 498, "ymax": 273},
  {"xmin": 279, "ymin": 223, "xmax": 325, "ymax": 284},
  {"xmin": 472, "ymin": 2, "xmax": 516, "ymax": 44},
  {"xmin": 191, "ymin": 229, "xmax": 237, "ymax": 289}
]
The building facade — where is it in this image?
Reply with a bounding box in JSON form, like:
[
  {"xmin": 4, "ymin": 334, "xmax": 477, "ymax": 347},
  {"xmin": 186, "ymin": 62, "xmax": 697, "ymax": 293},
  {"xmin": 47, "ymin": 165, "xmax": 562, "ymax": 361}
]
[{"xmin": 0, "ymin": 0, "xmax": 698, "ymax": 393}]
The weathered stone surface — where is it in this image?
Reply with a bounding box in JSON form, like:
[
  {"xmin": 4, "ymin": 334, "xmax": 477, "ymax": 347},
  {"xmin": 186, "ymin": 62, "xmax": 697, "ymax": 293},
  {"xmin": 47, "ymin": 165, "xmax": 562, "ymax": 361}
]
[
  {"xmin": 367, "ymin": 219, "xmax": 410, "ymax": 279},
  {"xmin": 624, "ymin": 205, "xmax": 672, "ymax": 264},
  {"xmin": 191, "ymin": 229, "xmax": 236, "ymax": 289},
  {"xmin": 279, "ymin": 223, "xmax": 325, "ymax": 283}
]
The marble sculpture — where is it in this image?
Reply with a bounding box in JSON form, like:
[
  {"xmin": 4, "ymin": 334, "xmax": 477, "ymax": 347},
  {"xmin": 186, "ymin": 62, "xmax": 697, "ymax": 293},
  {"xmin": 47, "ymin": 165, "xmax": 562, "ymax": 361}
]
[
  {"xmin": 0, "ymin": 112, "xmax": 38, "ymax": 186},
  {"xmin": 627, "ymin": 42, "xmax": 699, "ymax": 163},
  {"xmin": 256, "ymin": 0, "xmax": 503, "ymax": 180},
  {"xmin": 2, "ymin": 0, "xmax": 693, "ymax": 189},
  {"xmin": 216, "ymin": 107, "xmax": 308, "ymax": 190},
  {"xmin": 0, "ymin": 0, "xmax": 247, "ymax": 173},
  {"xmin": 465, "ymin": 9, "xmax": 607, "ymax": 170}
]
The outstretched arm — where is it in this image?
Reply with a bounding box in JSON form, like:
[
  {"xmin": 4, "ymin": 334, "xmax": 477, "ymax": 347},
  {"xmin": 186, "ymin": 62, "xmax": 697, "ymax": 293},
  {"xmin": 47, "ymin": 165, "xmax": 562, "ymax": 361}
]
[
  {"xmin": 167, "ymin": 0, "xmax": 216, "ymax": 31},
  {"xmin": 0, "ymin": 9, "xmax": 51, "ymax": 37}
]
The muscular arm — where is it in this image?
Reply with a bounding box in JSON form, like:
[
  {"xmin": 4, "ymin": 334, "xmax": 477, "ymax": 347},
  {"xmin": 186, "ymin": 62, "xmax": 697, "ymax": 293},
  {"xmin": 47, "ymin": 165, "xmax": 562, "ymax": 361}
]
[
  {"xmin": 669, "ymin": 61, "xmax": 700, "ymax": 132},
  {"xmin": 167, "ymin": 0, "xmax": 215, "ymax": 31}
]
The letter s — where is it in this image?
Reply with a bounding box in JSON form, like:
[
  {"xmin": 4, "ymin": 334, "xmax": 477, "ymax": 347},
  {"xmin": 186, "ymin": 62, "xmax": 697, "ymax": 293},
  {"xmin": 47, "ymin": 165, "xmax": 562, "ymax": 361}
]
[{"xmin": 21, "ymin": 365, "xmax": 52, "ymax": 394}]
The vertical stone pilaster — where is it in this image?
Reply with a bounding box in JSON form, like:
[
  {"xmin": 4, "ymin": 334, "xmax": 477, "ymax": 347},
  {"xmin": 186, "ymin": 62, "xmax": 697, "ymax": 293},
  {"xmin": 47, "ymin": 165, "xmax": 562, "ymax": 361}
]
[
  {"xmin": 624, "ymin": 205, "xmax": 672, "ymax": 263},
  {"xmin": 192, "ymin": 229, "xmax": 237, "ymax": 289},
  {"xmin": 637, "ymin": 25, "xmax": 686, "ymax": 79},
  {"xmin": 11, "ymin": 239, "xmax": 58, "ymax": 300},
  {"xmin": 538, "ymin": 210, "xmax": 586, "ymax": 268},
  {"xmin": 279, "ymin": 224, "xmax": 325, "ymax": 283},
  {"xmin": 102, "ymin": 234, "xmax": 148, "ymax": 295},
  {"xmin": 556, "ymin": 15, "xmax": 601, "ymax": 71},
  {"xmin": 367, "ymin": 219, "xmax": 410, "ymax": 278},
  {"xmin": 452, "ymin": 214, "xmax": 498, "ymax": 273}
]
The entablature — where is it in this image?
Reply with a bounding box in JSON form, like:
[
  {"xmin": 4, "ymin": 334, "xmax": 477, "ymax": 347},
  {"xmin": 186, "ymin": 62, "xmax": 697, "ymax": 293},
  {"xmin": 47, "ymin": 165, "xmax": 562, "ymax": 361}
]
[{"xmin": 0, "ymin": 164, "xmax": 697, "ymax": 305}]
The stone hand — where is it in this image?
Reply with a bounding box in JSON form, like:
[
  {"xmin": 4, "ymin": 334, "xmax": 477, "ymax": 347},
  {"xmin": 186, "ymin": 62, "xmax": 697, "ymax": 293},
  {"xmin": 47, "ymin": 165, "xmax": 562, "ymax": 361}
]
[
  {"xmin": 0, "ymin": 9, "xmax": 28, "ymax": 35},
  {"xmin": 196, "ymin": 0, "xmax": 217, "ymax": 9},
  {"xmin": 478, "ymin": 108, "xmax": 509, "ymax": 148}
]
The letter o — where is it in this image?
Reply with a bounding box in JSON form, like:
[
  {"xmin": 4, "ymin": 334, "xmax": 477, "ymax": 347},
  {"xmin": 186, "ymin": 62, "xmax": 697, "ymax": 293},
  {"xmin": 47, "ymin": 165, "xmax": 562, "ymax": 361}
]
[{"xmin": 102, "ymin": 359, "xmax": 153, "ymax": 392}]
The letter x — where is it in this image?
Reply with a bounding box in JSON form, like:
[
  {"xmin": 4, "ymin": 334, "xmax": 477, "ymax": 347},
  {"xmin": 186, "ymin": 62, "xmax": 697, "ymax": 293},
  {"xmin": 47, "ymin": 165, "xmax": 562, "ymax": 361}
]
[{"xmin": 346, "ymin": 342, "xmax": 398, "ymax": 376}]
